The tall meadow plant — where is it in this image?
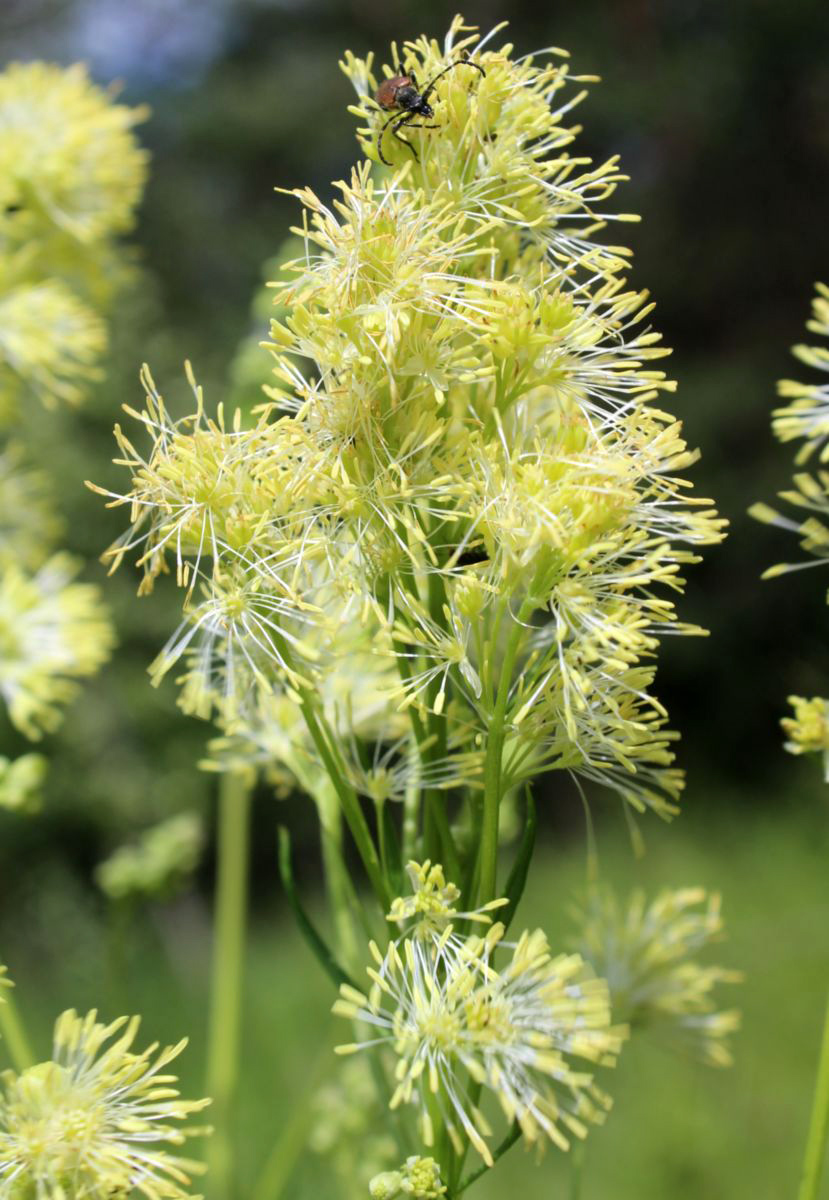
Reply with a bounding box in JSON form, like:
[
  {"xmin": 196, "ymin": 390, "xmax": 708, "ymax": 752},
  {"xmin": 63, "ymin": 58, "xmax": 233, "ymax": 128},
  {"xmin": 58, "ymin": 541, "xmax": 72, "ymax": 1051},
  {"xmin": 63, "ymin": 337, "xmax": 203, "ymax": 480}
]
[
  {"xmin": 0, "ymin": 16, "xmax": 742, "ymax": 1199},
  {"xmin": 89, "ymin": 16, "xmax": 741, "ymax": 1198}
]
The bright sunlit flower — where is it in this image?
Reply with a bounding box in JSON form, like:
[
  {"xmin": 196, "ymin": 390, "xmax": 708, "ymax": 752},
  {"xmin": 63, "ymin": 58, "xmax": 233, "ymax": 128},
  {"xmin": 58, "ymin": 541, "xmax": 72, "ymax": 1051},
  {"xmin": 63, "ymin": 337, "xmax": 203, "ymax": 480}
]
[
  {"xmin": 0, "ymin": 553, "xmax": 115, "ymax": 739},
  {"xmin": 0, "ymin": 61, "xmax": 148, "ymax": 246},
  {"xmin": 575, "ymin": 885, "xmax": 742, "ymax": 1067},
  {"xmin": 0, "ymin": 1009, "xmax": 209, "ymax": 1198},
  {"xmin": 335, "ymin": 921, "xmax": 623, "ymax": 1163}
]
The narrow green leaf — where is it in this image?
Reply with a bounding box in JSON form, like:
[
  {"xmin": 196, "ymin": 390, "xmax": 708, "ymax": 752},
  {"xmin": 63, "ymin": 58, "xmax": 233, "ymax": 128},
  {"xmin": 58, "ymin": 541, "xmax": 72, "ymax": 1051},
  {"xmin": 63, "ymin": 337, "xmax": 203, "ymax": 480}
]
[
  {"xmin": 501, "ymin": 788, "xmax": 536, "ymax": 933},
  {"xmin": 456, "ymin": 1122, "xmax": 521, "ymax": 1195},
  {"xmin": 378, "ymin": 799, "xmax": 404, "ymax": 898},
  {"xmin": 277, "ymin": 827, "xmax": 356, "ymax": 990}
]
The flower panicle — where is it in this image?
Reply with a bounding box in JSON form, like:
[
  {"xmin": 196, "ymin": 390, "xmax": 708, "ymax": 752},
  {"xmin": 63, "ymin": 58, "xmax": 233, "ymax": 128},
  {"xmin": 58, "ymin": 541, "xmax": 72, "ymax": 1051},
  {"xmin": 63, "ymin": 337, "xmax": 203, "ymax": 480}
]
[
  {"xmin": 751, "ymin": 284, "xmax": 829, "ymax": 585},
  {"xmin": 93, "ymin": 16, "xmax": 721, "ymax": 823},
  {"xmin": 575, "ymin": 884, "xmax": 742, "ymax": 1067},
  {"xmin": 335, "ymin": 903, "xmax": 625, "ymax": 1163},
  {"xmin": 0, "ymin": 552, "xmax": 114, "ymax": 741}
]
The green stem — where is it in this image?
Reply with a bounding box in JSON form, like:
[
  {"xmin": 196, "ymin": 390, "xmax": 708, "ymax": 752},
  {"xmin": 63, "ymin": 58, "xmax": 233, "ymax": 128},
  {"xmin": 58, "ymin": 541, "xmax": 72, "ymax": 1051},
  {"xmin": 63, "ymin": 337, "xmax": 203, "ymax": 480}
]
[
  {"xmin": 798, "ymin": 986, "xmax": 829, "ymax": 1200},
  {"xmin": 570, "ymin": 1141, "xmax": 585, "ymax": 1200},
  {"xmin": 0, "ymin": 980, "xmax": 34, "ymax": 1071},
  {"xmin": 205, "ymin": 771, "xmax": 252, "ymax": 1200},
  {"xmin": 478, "ymin": 612, "xmax": 527, "ymax": 904}
]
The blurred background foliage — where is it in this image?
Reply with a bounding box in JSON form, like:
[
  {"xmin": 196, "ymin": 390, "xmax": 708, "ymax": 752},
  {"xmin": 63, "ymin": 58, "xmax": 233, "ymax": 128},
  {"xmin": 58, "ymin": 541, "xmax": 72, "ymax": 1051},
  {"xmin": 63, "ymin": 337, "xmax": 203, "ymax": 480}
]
[{"xmin": 0, "ymin": 0, "xmax": 828, "ymax": 1195}]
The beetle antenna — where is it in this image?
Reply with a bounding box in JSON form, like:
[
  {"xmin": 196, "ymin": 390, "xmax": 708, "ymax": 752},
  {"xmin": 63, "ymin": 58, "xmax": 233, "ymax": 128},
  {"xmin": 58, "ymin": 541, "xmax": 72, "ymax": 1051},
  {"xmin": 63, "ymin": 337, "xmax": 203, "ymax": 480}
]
[{"xmin": 420, "ymin": 56, "xmax": 486, "ymax": 106}]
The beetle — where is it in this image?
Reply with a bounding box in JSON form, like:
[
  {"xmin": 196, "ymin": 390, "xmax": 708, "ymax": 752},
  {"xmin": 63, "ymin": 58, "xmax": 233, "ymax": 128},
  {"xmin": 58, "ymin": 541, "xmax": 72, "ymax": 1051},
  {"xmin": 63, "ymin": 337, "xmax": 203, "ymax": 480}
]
[{"xmin": 374, "ymin": 52, "xmax": 486, "ymax": 167}]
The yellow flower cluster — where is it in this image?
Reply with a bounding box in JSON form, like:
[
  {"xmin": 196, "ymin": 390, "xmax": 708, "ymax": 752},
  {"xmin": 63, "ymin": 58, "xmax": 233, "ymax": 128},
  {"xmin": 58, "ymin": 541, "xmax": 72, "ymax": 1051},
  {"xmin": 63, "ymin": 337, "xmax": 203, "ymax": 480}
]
[
  {"xmin": 370, "ymin": 1155, "xmax": 446, "ymax": 1200},
  {"xmin": 575, "ymin": 885, "xmax": 742, "ymax": 1066},
  {"xmin": 336, "ymin": 921, "xmax": 622, "ymax": 1163},
  {"xmin": 336, "ymin": 861, "xmax": 623, "ymax": 1165},
  {"xmin": 0, "ymin": 554, "xmax": 114, "ymax": 739},
  {"xmin": 0, "ymin": 62, "xmax": 146, "ymax": 741},
  {"xmin": 751, "ymin": 285, "xmax": 829, "ymax": 577},
  {"xmin": 386, "ymin": 859, "xmax": 506, "ymax": 937},
  {"xmin": 781, "ymin": 695, "xmax": 829, "ymax": 778},
  {"xmin": 0, "ymin": 62, "xmax": 147, "ymax": 417},
  {"xmin": 0, "ymin": 1008, "xmax": 209, "ymax": 1199},
  {"xmin": 750, "ymin": 285, "xmax": 829, "ymax": 775},
  {"xmin": 97, "ymin": 18, "xmax": 722, "ymax": 819}
]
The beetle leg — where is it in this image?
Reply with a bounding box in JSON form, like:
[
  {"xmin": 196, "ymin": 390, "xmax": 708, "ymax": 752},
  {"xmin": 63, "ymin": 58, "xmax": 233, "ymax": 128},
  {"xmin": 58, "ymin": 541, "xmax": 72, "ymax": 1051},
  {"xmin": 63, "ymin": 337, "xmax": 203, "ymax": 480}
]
[
  {"xmin": 390, "ymin": 113, "xmax": 421, "ymax": 162},
  {"xmin": 377, "ymin": 108, "xmax": 405, "ymax": 166}
]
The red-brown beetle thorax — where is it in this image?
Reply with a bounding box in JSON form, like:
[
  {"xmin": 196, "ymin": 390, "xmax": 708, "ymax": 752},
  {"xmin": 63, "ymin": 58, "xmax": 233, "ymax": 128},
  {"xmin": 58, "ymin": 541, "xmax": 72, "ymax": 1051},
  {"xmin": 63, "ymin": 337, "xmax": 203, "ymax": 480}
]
[{"xmin": 375, "ymin": 75, "xmax": 414, "ymax": 109}]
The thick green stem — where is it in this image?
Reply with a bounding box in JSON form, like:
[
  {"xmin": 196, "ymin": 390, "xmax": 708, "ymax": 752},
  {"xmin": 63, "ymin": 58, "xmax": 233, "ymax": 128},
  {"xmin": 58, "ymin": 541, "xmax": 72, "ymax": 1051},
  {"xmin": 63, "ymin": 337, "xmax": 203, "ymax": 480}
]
[
  {"xmin": 0, "ymin": 981, "xmax": 34, "ymax": 1071},
  {"xmin": 478, "ymin": 613, "xmax": 527, "ymax": 904},
  {"xmin": 798, "ymin": 986, "xmax": 829, "ymax": 1200},
  {"xmin": 205, "ymin": 771, "xmax": 252, "ymax": 1199}
]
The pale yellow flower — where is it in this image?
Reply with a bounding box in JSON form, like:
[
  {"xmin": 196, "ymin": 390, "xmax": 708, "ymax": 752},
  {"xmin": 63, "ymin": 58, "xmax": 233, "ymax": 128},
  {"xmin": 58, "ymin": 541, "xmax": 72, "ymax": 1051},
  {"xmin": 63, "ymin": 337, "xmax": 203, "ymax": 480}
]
[
  {"xmin": 0, "ymin": 554, "xmax": 114, "ymax": 739},
  {"xmin": 0, "ymin": 1009, "xmax": 209, "ymax": 1198},
  {"xmin": 576, "ymin": 885, "xmax": 742, "ymax": 1067},
  {"xmin": 335, "ymin": 921, "xmax": 623, "ymax": 1162}
]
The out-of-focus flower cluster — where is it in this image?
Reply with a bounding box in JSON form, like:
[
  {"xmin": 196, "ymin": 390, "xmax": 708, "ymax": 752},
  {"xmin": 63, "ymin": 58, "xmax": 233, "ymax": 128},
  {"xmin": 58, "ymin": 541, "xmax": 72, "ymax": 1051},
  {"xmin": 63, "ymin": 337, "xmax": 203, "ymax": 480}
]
[
  {"xmin": 370, "ymin": 1156, "xmax": 446, "ymax": 1200},
  {"xmin": 0, "ymin": 62, "xmax": 147, "ymax": 419},
  {"xmin": 95, "ymin": 811, "xmax": 205, "ymax": 901},
  {"xmin": 96, "ymin": 17, "xmax": 722, "ymax": 821},
  {"xmin": 309, "ymin": 1058, "xmax": 397, "ymax": 1200},
  {"xmin": 0, "ymin": 753, "xmax": 47, "ymax": 814},
  {"xmin": 0, "ymin": 1006, "xmax": 209, "ymax": 1199},
  {"xmin": 335, "ymin": 861, "xmax": 624, "ymax": 1164},
  {"xmin": 751, "ymin": 285, "xmax": 829, "ymax": 574},
  {"xmin": 575, "ymin": 885, "xmax": 741, "ymax": 1067},
  {"xmin": 0, "ymin": 62, "xmax": 145, "ymax": 746},
  {"xmin": 780, "ymin": 695, "xmax": 829, "ymax": 779},
  {"xmin": 750, "ymin": 285, "xmax": 829, "ymax": 774}
]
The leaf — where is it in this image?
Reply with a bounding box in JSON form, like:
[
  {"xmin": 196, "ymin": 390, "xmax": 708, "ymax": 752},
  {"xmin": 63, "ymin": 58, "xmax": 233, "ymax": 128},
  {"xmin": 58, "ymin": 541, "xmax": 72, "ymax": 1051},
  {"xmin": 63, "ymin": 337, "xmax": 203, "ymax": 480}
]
[
  {"xmin": 277, "ymin": 827, "xmax": 356, "ymax": 990},
  {"xmin": 378, "ymin": 798, "xmax": 404, "ymax": 898},
  {"xmin": 456, "ymin": 1122, "xmax": 521, "ymax": 1194},
  {"xmin": 501, "ymin": 788, "xmax": 536, "ymax": 934}
]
